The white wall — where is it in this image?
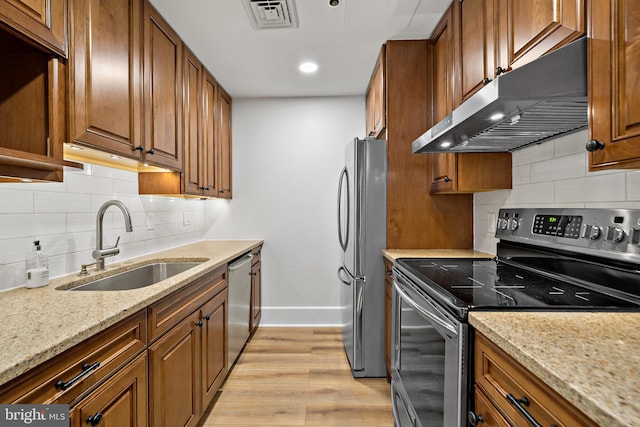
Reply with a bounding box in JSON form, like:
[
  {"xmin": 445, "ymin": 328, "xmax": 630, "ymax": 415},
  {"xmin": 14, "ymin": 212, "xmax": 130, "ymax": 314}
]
[
  {"xmin": 0, "ymin": 164, "xmax": 205, "ymax": 292},
  {"xmin": 204, "ymin": 96, "xmax": 365, "ymax": 326},
  {"xmin": 474, "ymin": 129, "xmax": 640, "ymax": 254}
]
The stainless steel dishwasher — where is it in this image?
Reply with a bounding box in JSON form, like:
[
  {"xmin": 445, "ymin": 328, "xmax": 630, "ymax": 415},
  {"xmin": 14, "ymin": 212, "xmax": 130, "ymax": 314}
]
[{"xmin": 227, "ymin": 252, "xmax": 252, "ymax": 366}]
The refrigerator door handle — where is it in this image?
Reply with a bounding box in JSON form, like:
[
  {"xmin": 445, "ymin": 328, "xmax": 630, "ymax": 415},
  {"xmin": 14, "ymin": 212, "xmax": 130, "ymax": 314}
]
[
  {"xmin": 337, "ymin": 266, "xmax": 353, "ymax": 285},
  {"xmin": 337, "ymin": 167, "xmax": 350, "ymax": 252}
]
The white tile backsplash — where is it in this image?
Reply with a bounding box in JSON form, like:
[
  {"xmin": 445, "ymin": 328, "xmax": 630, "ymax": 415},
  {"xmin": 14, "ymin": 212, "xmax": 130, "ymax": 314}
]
[
  {"xmin": 474, "ymin": 129, "xmax": 639, "ymax": 254},
  {"xmin": 0, "ymin": 162, "xmax": 204, "ymax": 291}
]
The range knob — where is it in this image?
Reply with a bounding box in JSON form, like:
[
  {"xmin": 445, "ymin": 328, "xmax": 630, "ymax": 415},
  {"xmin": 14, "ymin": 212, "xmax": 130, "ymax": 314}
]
[
  {"xmin": 509, "ymin": 219, "xmax": 519, "ymax": 231},
  {"xmin": 588, "ymin": 226, "xmax": 601, "ymax": 240},
  {"xmin": 609, "ymin": 226, "xmax": 626, "ymax": 243},
  {"xmin": 498, "ymin": 219, "xmax": 508, "ymax": 230}
]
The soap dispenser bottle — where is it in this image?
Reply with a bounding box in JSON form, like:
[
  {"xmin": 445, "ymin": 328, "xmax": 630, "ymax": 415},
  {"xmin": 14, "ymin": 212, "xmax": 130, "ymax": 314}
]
[{"xmin": 25, "ymin": 240, "xmax": 49, "ymax": 288}]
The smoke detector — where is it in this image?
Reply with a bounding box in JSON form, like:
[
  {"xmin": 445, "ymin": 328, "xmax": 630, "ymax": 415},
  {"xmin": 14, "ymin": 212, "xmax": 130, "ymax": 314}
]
[{"xmin": 243, "ymin": 0, "xmax": 299, "ymax": 30}]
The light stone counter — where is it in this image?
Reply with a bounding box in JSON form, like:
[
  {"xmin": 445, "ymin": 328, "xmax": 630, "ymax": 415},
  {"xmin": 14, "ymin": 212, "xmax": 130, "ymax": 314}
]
[
  {"xmin": 383, "ymin": 249, "xmax": 494, "ymax": 262},
  {"xmin": 0, "ymin": 240, "xmax": 263, "ymax": 387},
  {"xmin": 470, "ymin": 312, "xmax": 640, "ymax": 427}
]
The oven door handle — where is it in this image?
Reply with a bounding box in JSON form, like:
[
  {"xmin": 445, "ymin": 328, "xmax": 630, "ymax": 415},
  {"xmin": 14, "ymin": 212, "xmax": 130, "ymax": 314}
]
[{"xmin": 394, "ymin": 280, "xmax": 458, "ymax": 337}]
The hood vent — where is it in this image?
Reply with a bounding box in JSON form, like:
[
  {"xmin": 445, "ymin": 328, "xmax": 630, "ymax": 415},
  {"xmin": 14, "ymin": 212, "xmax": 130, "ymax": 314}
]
[
  {"xmin": 412, "ymin": 37, "xmax": 588, "ymax": 154},
  {"xmin": 243, "ymin": 0, "xmax": 299, "ymax": 30}
]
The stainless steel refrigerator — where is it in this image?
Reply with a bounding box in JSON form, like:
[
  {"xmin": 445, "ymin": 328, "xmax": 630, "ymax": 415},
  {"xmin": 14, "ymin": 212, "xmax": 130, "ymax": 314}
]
[{"xmin": 337, "ymin": 137, "xmax": 386, "ymax": 378}]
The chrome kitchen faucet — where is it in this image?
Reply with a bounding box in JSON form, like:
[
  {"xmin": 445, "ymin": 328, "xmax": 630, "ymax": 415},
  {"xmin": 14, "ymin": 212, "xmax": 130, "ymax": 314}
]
[{"xmin": 90, "ymin": 200, "xmax": 133, "ymax": 271}]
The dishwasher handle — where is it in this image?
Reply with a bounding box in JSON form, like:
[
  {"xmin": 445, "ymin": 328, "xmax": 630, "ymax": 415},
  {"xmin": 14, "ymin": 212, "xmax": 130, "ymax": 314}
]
[{"xmin": 229, "ymin": 252, "xmax": 253, "ymax": 271}]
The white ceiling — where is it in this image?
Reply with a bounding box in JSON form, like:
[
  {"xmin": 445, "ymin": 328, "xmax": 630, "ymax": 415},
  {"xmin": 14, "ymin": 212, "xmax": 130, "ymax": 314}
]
[{"xmin": 148, "ymin": 0, "xmax": 449, "ymax": 98}]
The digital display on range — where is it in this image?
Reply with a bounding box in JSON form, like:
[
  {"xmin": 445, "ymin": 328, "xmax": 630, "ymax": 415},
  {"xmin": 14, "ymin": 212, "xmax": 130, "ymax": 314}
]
[{"xmin": 533, "ymin": 215, "xmax": 582, "ymax": 239}]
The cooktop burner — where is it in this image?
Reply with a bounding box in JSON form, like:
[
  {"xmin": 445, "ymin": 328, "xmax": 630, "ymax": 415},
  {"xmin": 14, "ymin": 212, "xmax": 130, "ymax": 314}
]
[{"xmin": 396, "ymin": 257, "xmax": 640, "ymax": 312}]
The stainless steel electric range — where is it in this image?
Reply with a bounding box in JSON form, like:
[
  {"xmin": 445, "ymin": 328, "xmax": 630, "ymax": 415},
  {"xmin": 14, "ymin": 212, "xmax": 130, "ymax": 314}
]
[{"xmin": 391, "ymin": 208, "xmax": 640, "ymax": 427}]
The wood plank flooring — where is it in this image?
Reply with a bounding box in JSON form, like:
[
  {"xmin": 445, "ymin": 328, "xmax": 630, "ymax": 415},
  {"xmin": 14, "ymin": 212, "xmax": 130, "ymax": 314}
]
[{"xmin": 199, "ymin": 327, "xmax": 393, "ymax": 427}]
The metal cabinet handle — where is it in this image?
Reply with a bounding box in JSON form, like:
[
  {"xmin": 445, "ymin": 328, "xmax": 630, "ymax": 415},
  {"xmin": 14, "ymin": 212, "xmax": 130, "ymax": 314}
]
[
  {"xmin": 55, "ymin": 361, "xmax": 101, "ymax": 391},
  {"xmin": 468, "ymin": 411, "xmax": 485, "ymax": 425},
  {"xmin": 482, "ymin": 77, "xmax": 492, "ymax": 85},
  {"xmin": 86, "ymin": 413, "xmax": 103, "ymax": 426},
  {"xmin": 506, "ymin": 394, "xmax": 542, "ymax": 427},
  {"xmin": 146, "ymin": 148, "xmax": 155, "ymax": 155},
  {"xmin": 205, "ymin": 314, "xmax": 211, "ymax": 321},
  {"xmin": 134, "ymin": 145, "xmax": 144, "ymax": 152},
  {"xmin": 443, "ymin": 176, "xmax": 452, "ymax": 183},
  {"xmin": 196, "ymin": 320, "xmax": 203, "ymax": 327},
  {"xmin": 585, "ymin": 140, "xmax": 605, "ymax": 151}
]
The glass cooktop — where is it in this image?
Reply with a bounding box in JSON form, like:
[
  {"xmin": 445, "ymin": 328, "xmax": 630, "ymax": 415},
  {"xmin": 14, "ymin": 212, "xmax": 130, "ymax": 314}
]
[{"xmin": 395, "ymin": 258, "xmax": 640, "ymax": 314}]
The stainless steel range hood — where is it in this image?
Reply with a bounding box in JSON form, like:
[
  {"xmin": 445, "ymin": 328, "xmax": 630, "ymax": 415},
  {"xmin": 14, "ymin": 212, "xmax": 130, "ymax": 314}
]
[{"xmin": 412, "ymin": 37, "xmax": 587, "ymax": 154}]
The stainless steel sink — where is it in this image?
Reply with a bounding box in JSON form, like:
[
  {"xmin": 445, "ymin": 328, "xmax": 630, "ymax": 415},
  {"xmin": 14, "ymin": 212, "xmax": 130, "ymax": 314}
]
[{"xmin": 66, "ymin": 262, "xmax": 202, "ymax": 291}]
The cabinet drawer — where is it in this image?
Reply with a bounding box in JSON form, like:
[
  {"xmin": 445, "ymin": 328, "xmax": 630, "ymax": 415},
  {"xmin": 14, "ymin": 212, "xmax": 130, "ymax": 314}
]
[
  {"xmin": 0, "ymin": 310, "xmax": 146, "ymax": 405},
  {"xmin": 475, "ymin": 333, "xmax": 597, "ymax": 427},
  {"xmin": 148, "ymin": 266, "xmax": 227, "ymax": 342}
]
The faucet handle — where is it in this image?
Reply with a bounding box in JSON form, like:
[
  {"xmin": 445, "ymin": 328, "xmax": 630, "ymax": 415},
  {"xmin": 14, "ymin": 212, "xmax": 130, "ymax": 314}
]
[{"xmin": 107, "ymin": 236, "xmax": 121, "ymax": 249}]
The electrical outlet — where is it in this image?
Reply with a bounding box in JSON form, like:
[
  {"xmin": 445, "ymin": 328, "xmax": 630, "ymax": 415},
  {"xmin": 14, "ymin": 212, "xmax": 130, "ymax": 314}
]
[
  {"xmin": 146, "ymin": 213, "xmax": 155, "ymax": 230},
  {"xmin": 183, "ymin": 211, "xmax": 192, "ymax": 226},
  {"xmin": 488, "ymin": 213, "xmax": 496, "ymax": 233}
]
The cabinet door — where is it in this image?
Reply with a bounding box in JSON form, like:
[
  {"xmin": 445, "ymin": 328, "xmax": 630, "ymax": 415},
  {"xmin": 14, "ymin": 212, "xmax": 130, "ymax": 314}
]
[
  {"xmin": 365, "ymin": 46, "xmax": 385, "ymax": 138},
  {"xmin": 500, "ymin": 0, "xmax": 585, "ymax": 70},
  {"xmin": 143, "ymin": 0, "xmax": 183, "ymax": 171},
  {"xmin": 458, "ymin": 0, "xmax": 496, "ymax": 102},
  {"xmin": 250, "ymin": 259, "xmax": 261, "ymax": 333},
  {"xmin": 182, "ymin": 46, "xmax": 203, "ymax": 195},
  {"xmin": 149, "ymin": 311, "xmax": 201, "ymax": 427},
  {"xmin": 72, "ymin": 352, "xmax": 147, "ymax": 427},
  {"xmin": 588, "ymin": 0, "xmax": 640, "ymax": 170},
  {"xmin": 217, "ymin": 86, "xmax": 232, "ymax": 198},
  {"xmin": 200, "ymin": 289, "xmax": 227, "ymax": 411},
  {"xmin": 68, "ymin": 0, "xmax": 143, "ymax": 159},
  {"xmin": 202, "ymin": 70, "xmax": 219, "ymax": 197},
  {"xmin": 0, "ymin": 0, "xmax": 67, "ymax": 56},
  {"xmin": 430, "ymin": 152, "xmax": 457, "ymax": 193},
  {"xmin": 471, "ymin": 386, "xmax": 511, "ymax": 427}
]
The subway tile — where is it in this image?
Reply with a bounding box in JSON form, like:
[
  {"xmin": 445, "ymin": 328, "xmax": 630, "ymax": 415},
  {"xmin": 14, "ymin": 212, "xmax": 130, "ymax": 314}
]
[
  {"xmin": 512, "ymin": 164, "xmax": 530, "ymax": 186},
  {"xmin": 554, "ymin": 173, "xmax": 626, "ymax": 203},
  {"xmin": 40, "ymin": 232, "xmax": 94, "ymax": 257},
  {"xmin": 627, "ymin": 171, "xmax": 640, "ymax": 201},
  {"xmin": 67, "ymin": 213, "xmax": 97, "ymax": 233},
  {"xmin": 66, "ymin": 172, "xmax": 114, "ymax": 195},
  {"xmin": 529, "ymin": 153, "xmax": 586, "ymax": 183},
  {"xmin": 508, "ymin": 182, "xmax": 555, "ymax": 204},
  {"xmin": 473, "ymin": 190, "xmax": 511, "ymax": 206},
  {"xmin": 0, "ymin": 189, "xmax": 33, "ymax": 213},
  {"xmin": 88, "ymin": 164, "xmax": 138, "ymax": 181},
  {"xmin": 586, "ymin": 201, "xmax": 640, "ymax": 209},
  {"xmin": 512, "ymin": 142, "xmax": 554, "ymax": 166},
  {"xmin": 0, "ymin": 238, "xmax": 34, "ymax": 265},
  {"xmin": 92, "ymin": 194, "xmax": 145, "ymax": 213},
  {"xmin": 0, "ymin": 214, "xmax": 67, "ymax": 239},
  {"xmin": 0, "ymin": 263, "xmax": 24, "ymax": 292},
  {"xmin": 112, "ymin": 179, "xmax": 138, "ymax": 195},
  {"xmin": 553, "ymin": 129, "xmax": 589, "ymax": 157},
  {"xmin": 34, "ymin": 192, "xmax": 92, "ymax": 213}
]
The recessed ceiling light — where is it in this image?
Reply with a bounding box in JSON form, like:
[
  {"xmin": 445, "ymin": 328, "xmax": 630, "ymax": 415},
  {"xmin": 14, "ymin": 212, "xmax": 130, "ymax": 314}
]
[
  {"xmin": 490, "ymin": 113, "xmax": 505, "ymax": 121},
  {"xmin": 299, "ymin": 62, "xmax": 318, "ymax": 73},
  {"xmin": 328, "ymin": 0, "xmax": 340, "ymax": 7}
]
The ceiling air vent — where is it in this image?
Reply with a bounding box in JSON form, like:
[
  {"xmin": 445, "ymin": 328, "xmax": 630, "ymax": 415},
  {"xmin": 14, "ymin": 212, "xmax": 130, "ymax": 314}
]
[{"xmin": 243, "ymin": 0, "xmax": 299, "ymax": 30}]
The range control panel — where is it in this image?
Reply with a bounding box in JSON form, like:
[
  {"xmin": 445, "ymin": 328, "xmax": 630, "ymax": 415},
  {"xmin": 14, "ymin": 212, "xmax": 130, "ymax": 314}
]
[{"xmin": 495, "ymin": 208, "xmax": 640, "ymax": 262}]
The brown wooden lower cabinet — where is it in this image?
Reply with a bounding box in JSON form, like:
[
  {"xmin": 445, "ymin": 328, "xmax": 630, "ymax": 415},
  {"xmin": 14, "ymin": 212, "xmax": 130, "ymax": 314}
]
[
  {"xmin": 71, "ymin": 352, "xmax": 148, "ymax": 427},
  {"xmin": 149, "ymin": 310, "xmax": 201, "ymax": 427},
  {"xmin": 471, "ymin": 386, "xmax": 511, "ymax": 427},
  {"xmin": 200, "ymin": 288, "xmax": 228, "ymax": 412},
  {"xmin": 474, "ymin": 332, "xmax": 597, "ymax": 427},
  {"xmin": 250, "ymin": 246, "xmax": 262, "ymax": 333}
]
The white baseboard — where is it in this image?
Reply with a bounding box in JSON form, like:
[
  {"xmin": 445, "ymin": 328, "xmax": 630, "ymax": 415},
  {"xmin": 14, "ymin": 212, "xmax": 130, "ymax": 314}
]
[{"xmin": 260, "ymin": 306, "xmax": 342, "ymax": 327}]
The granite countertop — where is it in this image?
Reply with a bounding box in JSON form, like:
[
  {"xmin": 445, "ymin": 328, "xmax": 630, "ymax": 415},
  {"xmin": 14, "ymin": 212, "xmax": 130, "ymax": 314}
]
[
  {"xmin": 470, "ymin": 312, "xmax": 640, "ymax": 427},
  {"xmin": 0, "ymin": 239, "xmax": 263, "ymax": 387},
  {"xmin": 383, "ymin": 248, "xmax": 494, "ymax": 261}
]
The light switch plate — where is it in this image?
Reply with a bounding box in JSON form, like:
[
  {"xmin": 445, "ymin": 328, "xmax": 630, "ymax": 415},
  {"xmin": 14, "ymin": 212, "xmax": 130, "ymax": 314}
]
[
  {"xmin": 183, "ymin": 211, "xmax": 192, "ymax": 226},
  {"xmin": 146, "ymin": 213, "xmax": 155, "ymax": 230},
  {"xmin": 488, "ymin": 213, "xmax": 496, "ymax": 233}
]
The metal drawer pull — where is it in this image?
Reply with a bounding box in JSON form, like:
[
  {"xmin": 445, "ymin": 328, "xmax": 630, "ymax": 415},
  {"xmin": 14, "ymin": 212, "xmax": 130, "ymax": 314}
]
[
  {"xmin": 86, "ymin": 413, "xmax": 103, "ymax": 426},
  {"xmin": 55, "ymin": 361, "xmax": 101, "ymax": 391},
  {"xmin": 506, "ymin": 394, "xmax": 542, "ymax": 427}
]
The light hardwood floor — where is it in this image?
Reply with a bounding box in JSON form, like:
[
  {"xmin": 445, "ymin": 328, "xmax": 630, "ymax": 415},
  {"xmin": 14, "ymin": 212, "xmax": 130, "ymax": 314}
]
[{"xmin": 199, "ymin": 327, "xmax": 394, "ymax": 426}]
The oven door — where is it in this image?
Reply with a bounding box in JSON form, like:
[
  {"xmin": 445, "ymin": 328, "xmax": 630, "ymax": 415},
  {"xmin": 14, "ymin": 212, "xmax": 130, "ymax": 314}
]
[{"xmin": 391, "ymin": 269, "xmax": 468, "ymax": 427}]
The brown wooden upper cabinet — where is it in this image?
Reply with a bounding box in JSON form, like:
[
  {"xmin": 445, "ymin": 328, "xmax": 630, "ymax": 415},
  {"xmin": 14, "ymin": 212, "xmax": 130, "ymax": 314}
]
[
  {"xmin": 0, "ymin": 11, "xmax": 80, "ymax": 182},
  {"xmin": 430, "ymin": 3, "xmax": 512, "ymax": 194},
  {"xmin": 142, "ymin": 0, "xmax": 183, "ymax": 171},
  {"xmin": 587, "ymin": 0, "xmax": 640, "ymax": 171},
  {"xmin": 0, "ymin": 0, "xmax": 67, "ymax": 57},
  {"xmin": 68, "ymin": 0, "xmax": 144, "ymax": 161},
  {"xmin": 217, "ymin": 86, "xmax": 232, "ymax": 198},
  {"xmin": 365, "ymin": 46, "xmax": 385, "ymax": 138},
  {"xmin": 456, "ymin": 0, "xmax": 585, "ymax": 103}
]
